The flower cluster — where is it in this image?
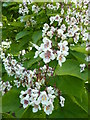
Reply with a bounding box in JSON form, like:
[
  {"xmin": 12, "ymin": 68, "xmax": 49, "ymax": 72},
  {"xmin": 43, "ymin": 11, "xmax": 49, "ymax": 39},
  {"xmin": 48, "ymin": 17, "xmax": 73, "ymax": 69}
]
[
  {"xmin": 0, "ymin": 41, "xmax": 11, "ymax": 59},
  {"xmin": 32, "ymin": 37, "xmax": 69, "ymax": 66},
  {"xmin": 1, "ymin": 0, "xmax": 89, "ymax": 116},
  {"xmin": 20, "ymin": 86, "xmax": 55, "ymax": 115},
  {"xmin": 43, "ymin": 12, "xmax": 88, "ymax": 43},
  {"xmin": 19, "ymin": 3, "xmax": 29, "ymax": 16},
  {"xmin": 1, "ymin": 49, "xmax": 65, "ymax": 115},
  {"xmin": 20, "ymin": 86, "xmax": 65, "ymax": 115},
  {"xmin": 32, "ymin": 5, "xmax": 40, "ymax": 13},
  {"xmin": 2, "ymin": 54, "xmax": 35, "ymax": 88},
  {"xmin": 47, "ymin": 3, "xmax": 60, "ymax": 10},
  {"xmin": 19, "ymin": 0, "xmax": 34, "ymax": 16},
  {"xmin": 0, "ymin": 80, "xmax": 12, "ymax": 96},
  {"xmin": 40, "ymin": 65, "xmax": 54, "ymax": 77},
  {"xmin": 32, "ymin": 0, "xmax": 89, "ymax": 66}
]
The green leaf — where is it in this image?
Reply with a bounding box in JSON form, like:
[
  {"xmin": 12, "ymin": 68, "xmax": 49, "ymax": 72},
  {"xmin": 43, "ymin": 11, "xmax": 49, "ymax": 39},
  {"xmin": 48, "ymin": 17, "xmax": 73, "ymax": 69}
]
[
  {"xmin": 47, "ymin": 75, "xmax": 84, "ymax": 98},
  {"xmin": 15, "ymin": 31, "xmax": 30, "ymax": 40},
  {"xmin": 70, "ymin": 45, "xmax": 88, "ymax": 54},
  {"xmin": 2, "ymin": 113, "xmax": 14, "ymax": 118},
  {"xmin": 22, "ymin": 51, "xmax": 34, "ymax": 59},
  {"xmin": 55, "ymin": 59, "xmax": 88, "ymax": 81},
  {"xmin": 21, "ymin": 106, "xmax": 46, "ymax": 118},
  {"xmin": 32, "ymin": 30, "xmax": 42, "ymax": 44},
  {"xmin": 70, "ymin": 51, "xmax": 86, "ymax": 63},
  {"xmin": 10, "ymin": 22, "xmax": 24, "ymax": 27},
  {"xmin": 10, "ymin": 36, "xmax": 30, "ymax": 55},
  {"xmin": 73, "ymin": 88, "xmax": 88, "ymax": 113},
  {"xmin": 23, "ymin": 57, "xmax": 41, "ymax": 69},
  {"xmin": 2, "ymin": 87, "xmax": 24, "ymax": 118},
  {"xmin": 48, "ymin": 95, "xmax": 88, "ymax": 118}
]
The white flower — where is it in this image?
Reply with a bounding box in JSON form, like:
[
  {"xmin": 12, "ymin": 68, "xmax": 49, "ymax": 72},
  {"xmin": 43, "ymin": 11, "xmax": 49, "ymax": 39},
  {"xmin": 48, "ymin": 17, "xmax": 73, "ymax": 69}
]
[
  {"xmin": 34, "ymin": 45, "xmax": 44, "ymax": 58},
  {"xmin": 80, "ymin": 63, "xmax": 86, "ymax": 72},
  {"xmin": 39, "ymin": 91, "xmax": 49, "ymax": 105},
  {"xmin": 64, "ymin": 0, "xmax": 68, "ymax": 4},
  {"xmin": 58, "ymin": 18, "xmax": 63, "ymax": 26},
  {"xmin": 74, "ymin": 33, "xmax": 80, "ymax": 44},
  {"xmin": 82, "ymin": 33, "xmax": 88, "ymax": 41},
  {"xmin": 84, "ymin": 19, "xmax": 88, "ymax": 26},
  {"xmin": 31, "ymin": 42, "xmax": 39, "ymax": 50},
  {"xmin": 57, "ymin": 51, "xmax": 66, "ymax": 66},
  {"xmin": 70, "ymin": 17, "xmax": 77, "ymax": 25},
  {"xmin": 0, "ymin": 22, "xmax": 3, "ymax": 27},
  {"xmin": 21, "ymin": 94, "xmax": 29, "ymax": 109},
  {"xmin": 0, "ymin": 81, "xmax": 12, "ymax": 96},
  {"xmin": 61, "ymin": 8, "xmax": 64, "ymax": 15},
  {"xmin": 50, "ymin": 16, "xmax": 55, "ymax": 25},
  {"xmin": 51, "ymin": 26, "xmax": 56, "ymax": 32},
  {"xmin": 61, "ymin": 24, "xmax": 66, "ymax": 31},
  {"xmin": 65, "ymin": 15, "xmax": 69, "ymax": 23},
  {"xmin": 11, "ymin": 59, "xmax": 17, "ymax": 66},
  {"xmin": 57, "ymin": 29, "xmax": 64, "ymax": 37},
  {"xmin": 26, "ymin": 88, "xmax": 32, "ymax": 95},
  {"xmin": 60, "ymin": 96, "xmax": 65, "ymax": 107},
  {"xmin": 72, "ymin": 25, "xmax": 79, "ymax": 33},
  {"xmin": 67, "ymin": 30, "xmax": 74, "ymax": 37},
  {"xmin": 55, "ymin": 14, "xmax": 60, "ymax": 22},
  {"xmin": 47, "ymin": 31, "xmax": 53, "ymax": 39},
  {"xmin": 61, "ymin": 34, "xmax": 67, "ymax": 40},
  {"xmin": 14, "ymin": 80, "xmax": 20, "ymax": 88},
  {"xmin": 67, "ymin": 8, "xmax": 71, "ymax": 15},
  {"xmin": 21, "ymin": 50, "xmax": 26, "ymax": 56},
  {"xmin": 39, "ymin": 37, "xmax": 52, "ymax": 51},
  {"xmin": 1, "ymin": 41, "xmax": 11, "ymax": 49},
  {"xmin": 56, "ymin": 3, "xmax": 60, "ymax": 9},
  {"xmin": 34, "ymin": 51, "xmax": 40, "ymax": 58},
  {"xmin": 35, "ymin": 82, "xmax": 41, "ymax": 90},
  {"xmin": 32, "ymin": 5, "xmax": 40, "ymax": 13},
  {"xmin": 41, "ymin": 78, "xmax": 45, "ymax": 84},
  {"xmin": 58, "ymin": 41, "xmax": 69, "ymax": 56},
  {"xmin": 47, "ymin": 86, "xmax": 54, "ymax": 95},
  {"xmin": 30, "ymin": 92, "xmax": 39, "ymax": 105},
  {"xmin": 20, "ymin": 90, "xmax": 27, "ymax": 99},
  {"xmin": 48, "ymin": 94, "xmax": 56, "ymax": 103},
  {"xmin": 43, "ymin": 23, "xmax": 49, "ymax": 31},
  {"xmin": 40, "ymin": 49, "xmax": 55, "ymax": 64},
  {"xmin": 32, "ymin": 100, "xmax": 41, "ymax": 113},
  {"xmin": 85, "ymin": 56, "xmax": 90, "ymax": 62},
  {"xmin": 44, "ymin": 101, "xmax": 54, "ymax": 115}
]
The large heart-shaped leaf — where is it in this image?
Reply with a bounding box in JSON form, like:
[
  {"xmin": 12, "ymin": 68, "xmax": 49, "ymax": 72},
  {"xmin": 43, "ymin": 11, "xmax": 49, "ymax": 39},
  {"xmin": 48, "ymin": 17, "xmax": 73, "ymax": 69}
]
[
  {"xmin": 55, "ymin": 59, "xmax": 88, "ymax": 81},
  {"xmin": 47, "ymin": 75, "xmax": 84, "ymax": 98}
]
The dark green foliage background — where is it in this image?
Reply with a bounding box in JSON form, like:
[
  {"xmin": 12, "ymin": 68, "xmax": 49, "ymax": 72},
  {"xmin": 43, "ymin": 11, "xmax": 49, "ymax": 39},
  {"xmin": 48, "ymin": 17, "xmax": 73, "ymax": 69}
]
[{"xmin": 1, "ymin": 2, "xmax": 89, "ymax": 118}]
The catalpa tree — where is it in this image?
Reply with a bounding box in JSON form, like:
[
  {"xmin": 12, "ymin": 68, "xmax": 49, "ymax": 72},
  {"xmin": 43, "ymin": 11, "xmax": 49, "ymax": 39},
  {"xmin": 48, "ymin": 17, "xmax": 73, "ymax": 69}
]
[{"xmin": 0, "ymin": 0, "xmax": 89, "ymax": 119}]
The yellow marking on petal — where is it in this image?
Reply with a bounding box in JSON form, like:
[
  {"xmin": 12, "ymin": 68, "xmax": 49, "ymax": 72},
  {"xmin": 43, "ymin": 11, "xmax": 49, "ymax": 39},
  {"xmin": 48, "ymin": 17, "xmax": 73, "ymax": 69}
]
[
  {"xmin": 59, "ymin": 56, "xmax": 62, "ymax": 61},
  {"xmin": 45, "ymin": 97, "xmax": 47, "ymax": 100},
  {"xmin": 42, "ymin": 97, "xmax": 43, "ymax": 100}
]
